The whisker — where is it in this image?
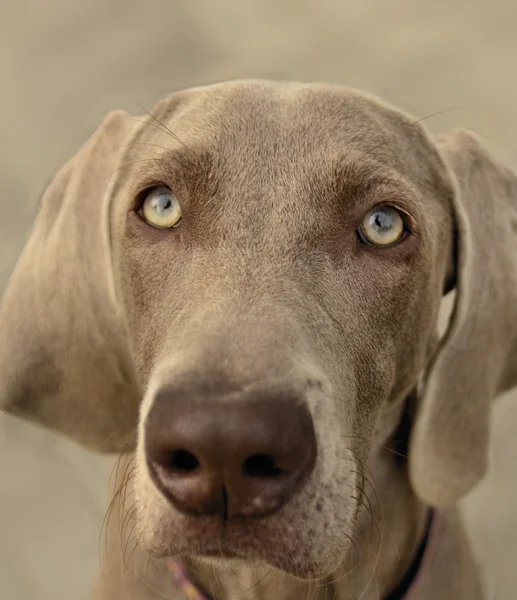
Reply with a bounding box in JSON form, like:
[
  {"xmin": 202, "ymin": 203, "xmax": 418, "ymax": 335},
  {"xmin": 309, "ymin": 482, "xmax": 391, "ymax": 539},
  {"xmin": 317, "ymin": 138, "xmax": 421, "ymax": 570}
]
[
  {"xmin": 364, "ymin": 467, "xmax": 402, "ymax": 564},
  {"xmin": 99, "ymin": 453, "xmax": 136, "ymax": 578},
  {"xmin": 347, "ymin": 459, "xmax": 382, "ymax": 600},
  {"xmin": 136, "ymin": 104, "xmax": 188, "ymax": 150},
  {"xmin": 320, "ymin": 527, "xmax": 363, "ymax": 587},
  {"xmin": 382, "ymin": 446, "xmax": 409, "ymax": 460},
  {"xmin": 259, "ymin": 568, "xmax": 277, "ymax": 597},
  {"xmin": 231, "ymin": 567, "xmax": 273, "ymax": 596},
  {"xmin": 352, "ymin": 462, "xmax": 382, "ymax": 546},
  {"xmin": 121, "ymin": 502, "xmax": 139, "ymax": 553},
  {"xmin": 100, "ymin": 471, "xmax": 133, "ymax": 575},
  {"xmin": 356, "ymin": 534, "xmax": 380, "ymax": 600},
  {"xmin": 108, "ymin": 141, "xmax": 176, "ymax": 156},
  {"xmin": 411, "ymin": 105, "xmax": 466, "ymax": 126},
  {"xmin": 118, "ymin": 466, "xmax": 137, "ymax": 550},
  {"xmin": 123, "ymin": 531, "xmax": 138, "ymax": 569},
  {"xmin": 210, "ymin": 562, "xmax": 224, "ymax": 600},
  {"xmin": 183, "ymin": 560, "xmax": 203, "ymax": 578},
  {"xmin": 324, "ymin": 521, "xmax": 370, "ymax": 593},
  {"xmin": 359, "ymin": 140, "xmax": 390, "ymax": 162},
  {"xmin": 130, "ymin": 117, "xmax": 181, "ymax": 140},
  {"xmin": 137, "ymin": 568, "xmax": 183, "ymax": 599},
  {"xmin": 109, "ymin": 156, "xmax": 164, "ymax": 179},
  {"xmin": 352, "ymin": 488, "xmax": 379, "ymax": 546},
  {"xmin": 127, "ymin": 532, "xmax": 183, "ymax": 600}
]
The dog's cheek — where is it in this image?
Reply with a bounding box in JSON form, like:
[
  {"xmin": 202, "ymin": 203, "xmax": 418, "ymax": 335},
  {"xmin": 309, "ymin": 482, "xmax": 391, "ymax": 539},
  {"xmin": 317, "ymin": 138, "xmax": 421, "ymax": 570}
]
[
  {"xmin": 297, "ymin": 381, "xmax": 366, "ymax": 574},
  {"xmin": 297, "ymin": 447, "xmax": 361, "ymax": 576},
  {"xmin": 303, "ymin": 491, "xmax": 360, "ymax": 577}
]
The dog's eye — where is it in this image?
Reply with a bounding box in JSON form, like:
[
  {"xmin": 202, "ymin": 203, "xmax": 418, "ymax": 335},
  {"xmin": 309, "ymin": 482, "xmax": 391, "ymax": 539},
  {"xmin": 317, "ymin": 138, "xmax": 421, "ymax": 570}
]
[
  {"xmin": 358, "ymin": 205, "xmax": 407, "ymax": 247},
  {"xmin": 139, "ymin": 186, "xmax": 182, "ymax": 229}
]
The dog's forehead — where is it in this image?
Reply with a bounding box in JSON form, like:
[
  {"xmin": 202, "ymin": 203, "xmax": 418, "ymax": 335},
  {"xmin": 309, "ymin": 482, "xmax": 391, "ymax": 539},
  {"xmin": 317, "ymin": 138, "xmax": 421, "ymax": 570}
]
[
  {"xmin": 150, "ymin": 81, "xmax": 439, "ymax": 175},
  {"xmin": 166, "ymin": 80, "xmax": 405, "ymax": 133}
]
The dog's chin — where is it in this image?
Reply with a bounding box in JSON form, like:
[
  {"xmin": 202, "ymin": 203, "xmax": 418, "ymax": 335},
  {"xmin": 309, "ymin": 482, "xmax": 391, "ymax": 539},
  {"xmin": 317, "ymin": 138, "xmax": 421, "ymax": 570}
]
[
  {"xmin": 190, "ymin": 553, "xmax": 341, "ymax": 580},
  {"xmin": 138, "ymin": 514, "xmax": 344, "ymax": 580},
  {"xmin": 190, "ymin": 546, "xmax": 339, "ymax": 580}
]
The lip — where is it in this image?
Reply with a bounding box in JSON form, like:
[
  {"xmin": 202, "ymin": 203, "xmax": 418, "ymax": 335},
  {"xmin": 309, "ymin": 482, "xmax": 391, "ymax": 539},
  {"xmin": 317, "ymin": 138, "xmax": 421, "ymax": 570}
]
[
  {"xmin": 195, "ymin": 547, "xmax": 241, "ymax": 560},
  {"xmin": 152, "ymin": 514, "xmax": 299, "ymax": 568},
  {"xmin": 161, "ymin": 522, "xmax": 329, "ymax": 579},
  {"xmin": 164, "ymin": 517, "xmax": 266, "ymax": 553}
]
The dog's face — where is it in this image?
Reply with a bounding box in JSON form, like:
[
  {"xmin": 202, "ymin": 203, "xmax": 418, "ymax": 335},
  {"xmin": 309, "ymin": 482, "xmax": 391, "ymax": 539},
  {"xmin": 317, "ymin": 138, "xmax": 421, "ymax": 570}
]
[
  {"xmin": 112, "ymin": 82, "xmax": 453, "ymax": 577},
  {"xmin": 2, "ymin": 81, "xmax": 517, "ymax": 580}
]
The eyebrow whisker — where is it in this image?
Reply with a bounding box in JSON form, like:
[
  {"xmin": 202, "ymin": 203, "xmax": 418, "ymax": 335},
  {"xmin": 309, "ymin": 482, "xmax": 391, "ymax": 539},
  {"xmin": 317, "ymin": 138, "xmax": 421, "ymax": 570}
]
[
  {"xmin": 136, "ymin": 103, "xmax": 188, "ymax": 150},
  {"xmin": 411, "ymin": 105, "xmax": 466, "ymax": 126}
]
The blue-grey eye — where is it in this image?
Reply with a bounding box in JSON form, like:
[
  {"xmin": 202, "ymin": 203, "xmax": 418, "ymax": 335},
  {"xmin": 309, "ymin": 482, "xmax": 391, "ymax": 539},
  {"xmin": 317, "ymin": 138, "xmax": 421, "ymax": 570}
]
[
  {"xmin": 358, "ymin": 205, "xmax": 406, "ymax": 246},
  {"xmin": 140, "ymin": 186, "xmax": 182, "ymax": 229}
]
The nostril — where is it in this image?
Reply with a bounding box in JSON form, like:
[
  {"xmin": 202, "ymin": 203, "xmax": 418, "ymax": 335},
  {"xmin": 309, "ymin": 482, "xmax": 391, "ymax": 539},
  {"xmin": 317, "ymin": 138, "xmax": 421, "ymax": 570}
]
[
  {"xmin": 243, "ymin": 454, "xmax": 285, "ymax": 479},
  {"xmin": 167, "ymin": 449, "xmax": 200, "ymax": 473}
]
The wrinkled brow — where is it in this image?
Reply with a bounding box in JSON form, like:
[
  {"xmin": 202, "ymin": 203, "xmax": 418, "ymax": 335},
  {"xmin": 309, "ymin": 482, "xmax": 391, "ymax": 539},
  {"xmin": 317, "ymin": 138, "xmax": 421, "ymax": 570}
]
[
  {"xmin": 302, "ymin": 152, "xmax": 423, "ymax": 212},
  {"xmin": 119, "ymin": 145, "xmax": 218, "ymax": 199}
]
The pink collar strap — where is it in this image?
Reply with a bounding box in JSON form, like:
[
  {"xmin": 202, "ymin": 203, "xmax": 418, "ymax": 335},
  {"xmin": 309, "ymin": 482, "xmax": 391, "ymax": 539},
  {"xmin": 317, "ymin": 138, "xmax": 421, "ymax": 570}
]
[
  {"xmin": 167, "ymin": 510, "xmax": 435, "ymax": 600},
  {"xmin": 167, "ymin": 558, "xmax": 210, "ymax": 600}
]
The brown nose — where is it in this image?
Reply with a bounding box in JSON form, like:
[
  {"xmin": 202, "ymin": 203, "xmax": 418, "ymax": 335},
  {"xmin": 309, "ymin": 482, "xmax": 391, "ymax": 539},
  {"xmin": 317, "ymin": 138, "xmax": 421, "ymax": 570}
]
[{"xmin": 144, "ymin": 384, "xmax": 317, "ymax": 520}]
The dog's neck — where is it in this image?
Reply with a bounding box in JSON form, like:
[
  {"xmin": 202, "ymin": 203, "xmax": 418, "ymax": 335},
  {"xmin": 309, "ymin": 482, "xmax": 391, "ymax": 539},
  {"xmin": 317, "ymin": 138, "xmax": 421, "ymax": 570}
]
[{"xmin": 176, "ymin": 449, "xmax": 428, "ymax": 600}]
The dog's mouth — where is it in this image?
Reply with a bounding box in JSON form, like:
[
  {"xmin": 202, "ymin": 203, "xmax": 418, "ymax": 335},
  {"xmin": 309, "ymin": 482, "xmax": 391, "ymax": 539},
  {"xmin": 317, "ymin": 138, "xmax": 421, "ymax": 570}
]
[
  {"xmin": 155, "ymin": 514, "xmax": 289, "ymax": 559},
  {"xmin": 140, "ymin": 508, "xmax": 335, "ymax": 578},
  {"xmin": 196, "ymin": 547, "xmax": 240, "ymax": 560}
]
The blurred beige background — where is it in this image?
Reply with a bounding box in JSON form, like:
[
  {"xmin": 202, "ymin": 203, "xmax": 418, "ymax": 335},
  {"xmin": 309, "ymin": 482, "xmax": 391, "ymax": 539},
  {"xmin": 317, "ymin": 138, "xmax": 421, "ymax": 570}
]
[{"xmin": 1, "ymin": 1, "xmax": 516, "ymax": 599}]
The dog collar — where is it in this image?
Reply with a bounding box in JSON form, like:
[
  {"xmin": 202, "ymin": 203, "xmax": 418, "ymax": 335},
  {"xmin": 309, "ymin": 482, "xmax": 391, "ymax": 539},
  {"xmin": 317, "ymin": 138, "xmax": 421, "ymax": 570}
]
[
  {"xmin": 167, "ymin": 510, "xmax": 435, "ymax": 600},
  {"xmin": 167, "ymin": 558, "xmax": 210, "ymax": 600},
  {"xmin": 384, "ymin": 509, "xmax": 435, "ymax": 600}
]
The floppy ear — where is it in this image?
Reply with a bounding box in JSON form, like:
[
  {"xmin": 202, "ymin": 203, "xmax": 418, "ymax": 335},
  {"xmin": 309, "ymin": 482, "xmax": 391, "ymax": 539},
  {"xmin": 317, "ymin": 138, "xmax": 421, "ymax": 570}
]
[
  {"xmin": 0, "ymin": 111, "xmax": 140, "ymax": 452},
  {"xmin": 409, "ymin": 129, "xmax": 517, "ymax": 506}
]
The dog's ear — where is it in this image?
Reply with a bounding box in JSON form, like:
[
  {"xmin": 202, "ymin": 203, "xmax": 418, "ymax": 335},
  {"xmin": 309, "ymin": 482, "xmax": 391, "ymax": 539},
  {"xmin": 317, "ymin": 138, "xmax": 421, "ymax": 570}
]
[
  {"xmin": 409, "ymin": 130, "xmax": 517, "ymax": 506},
  {"xmin": 0, "ymin": 111, "xmax": 140, "ymax": 452}
]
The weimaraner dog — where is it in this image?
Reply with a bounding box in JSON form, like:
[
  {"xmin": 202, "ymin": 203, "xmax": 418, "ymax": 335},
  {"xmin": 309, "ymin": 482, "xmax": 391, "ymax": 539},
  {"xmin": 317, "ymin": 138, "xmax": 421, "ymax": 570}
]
[{"xmin": 1, "ymin": 80, "xmax": 517, "ymax": 600}]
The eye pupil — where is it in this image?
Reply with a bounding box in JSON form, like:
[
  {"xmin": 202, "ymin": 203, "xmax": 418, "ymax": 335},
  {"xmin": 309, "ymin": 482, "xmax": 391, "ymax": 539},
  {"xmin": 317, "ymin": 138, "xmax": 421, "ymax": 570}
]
[
  {"xmin": 371, "ymin": 209, "xmax": 393, "ymax": 231},
  {"xmin": 153, "ymin": 195, "xmax": 171, "ymax": 213}
]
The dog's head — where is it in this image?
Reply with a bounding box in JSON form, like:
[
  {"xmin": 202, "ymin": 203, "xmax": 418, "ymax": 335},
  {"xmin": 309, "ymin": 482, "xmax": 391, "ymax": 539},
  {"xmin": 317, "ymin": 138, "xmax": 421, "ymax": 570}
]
[{"xmin": 2, "ymin": 81, "xmax": 517, "ymax": 578}]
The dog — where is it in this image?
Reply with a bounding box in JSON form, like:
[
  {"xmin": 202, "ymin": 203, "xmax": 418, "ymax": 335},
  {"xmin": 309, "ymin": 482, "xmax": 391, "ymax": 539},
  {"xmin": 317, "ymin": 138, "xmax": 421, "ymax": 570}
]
[{"xmin": 1, "ymin": 80, "xmax": 516, "ymax": 600}]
